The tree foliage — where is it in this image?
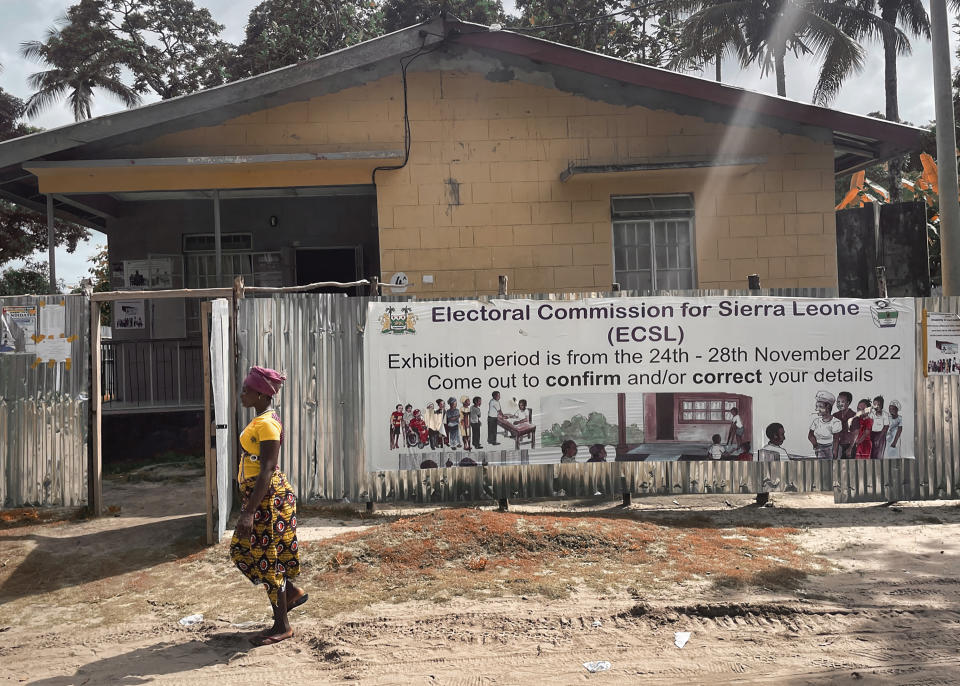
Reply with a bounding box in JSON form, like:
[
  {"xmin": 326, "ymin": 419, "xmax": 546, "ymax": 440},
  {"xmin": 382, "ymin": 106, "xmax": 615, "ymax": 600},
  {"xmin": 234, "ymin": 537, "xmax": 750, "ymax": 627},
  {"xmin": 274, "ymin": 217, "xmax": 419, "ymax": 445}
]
[
  {"xmin": 20, "ymin": 0, "xmax": 142, "ymax": 121},
  {"xmin": 380, "ymin": 0, "xmax": 505, "ymax": 33},
  {"xmin": 229, "ymin": 0, "xmax": 383, "ymax": 79},
  {"xmin": 541, "ymin": 411, "xmax": 642, "ymax": 447},
  {"xmin": 514, "ymin": 0, "xmax": 684, "ymax": 66},
  {"xmin": 20, "ymin": 0, "xmax": 229, "ymax": 121},
  {"xmin": 0, "ymin": 83, "xmax": 89, "ymax": 269},
  {"xmin": 671, "ymin": 0, "xmax": 907, "ymax": 104},
  {"xmin": 0, "ymin": 259, "xmax": 63, "ymax": 296}
]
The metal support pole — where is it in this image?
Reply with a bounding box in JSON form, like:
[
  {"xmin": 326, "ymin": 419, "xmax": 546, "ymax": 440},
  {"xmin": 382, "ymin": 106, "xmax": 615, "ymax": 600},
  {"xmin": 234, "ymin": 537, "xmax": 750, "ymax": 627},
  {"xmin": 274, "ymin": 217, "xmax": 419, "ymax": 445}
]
[
  {"xmin": 213, "ymin": 189, "xmax": 223, "ymax": 287},
  {"xmin": 875, "ymin": 266, "xmax": 888, "ymax": 299},
  {"xmin": 931, "ymin": 0, "xmax": 960, "ymax": 295},
  {"xmin": 47, "ymin": 195, "xmax": 56, "ymax": 293},
  {"xmin": 498, "ymin": 498, "xmax": 509, "ymax": 512},
  {"xmin": 366, "ymin": 501, "xmax": 374, "ymax": 512}
]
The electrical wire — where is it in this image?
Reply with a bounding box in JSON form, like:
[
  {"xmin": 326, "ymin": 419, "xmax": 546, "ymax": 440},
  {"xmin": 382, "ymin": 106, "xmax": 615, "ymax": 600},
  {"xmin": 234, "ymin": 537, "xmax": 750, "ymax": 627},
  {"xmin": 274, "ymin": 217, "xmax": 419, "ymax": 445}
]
[{"xmin": 371, "ymin": 36, "xmax": 448, "ymax": 185}]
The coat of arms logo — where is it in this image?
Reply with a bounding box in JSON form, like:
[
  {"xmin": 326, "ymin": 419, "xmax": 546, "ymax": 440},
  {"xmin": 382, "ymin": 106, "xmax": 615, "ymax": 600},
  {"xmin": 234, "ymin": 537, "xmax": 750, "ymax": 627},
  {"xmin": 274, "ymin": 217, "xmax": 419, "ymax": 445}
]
[{"xmin": 380, "ymin": 305, "xmax": 416, "ymax": 334}]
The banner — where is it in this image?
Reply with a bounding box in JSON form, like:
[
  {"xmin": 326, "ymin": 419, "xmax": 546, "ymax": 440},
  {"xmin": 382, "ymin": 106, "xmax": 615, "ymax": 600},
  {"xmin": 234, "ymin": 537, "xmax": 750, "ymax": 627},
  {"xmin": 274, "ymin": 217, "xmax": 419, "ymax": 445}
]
[
  {"xmin": 924, "ymin": 311, "xmax": 960, "ymax": 375},
  {"xmin": 364, "ymin": 297, "xmax": 916, "ymax": 471}
]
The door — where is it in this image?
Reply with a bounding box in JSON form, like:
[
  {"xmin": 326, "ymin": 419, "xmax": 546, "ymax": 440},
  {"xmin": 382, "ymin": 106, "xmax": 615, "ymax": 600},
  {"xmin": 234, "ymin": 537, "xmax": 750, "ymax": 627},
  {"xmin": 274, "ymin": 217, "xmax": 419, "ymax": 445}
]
[
  {"xmin": 656, "ymin": 393, "xmax": 674, "ymax": 440},
  {"xmin": 209, "ymin": 298, "xmax": 232, "ymax": 542}
]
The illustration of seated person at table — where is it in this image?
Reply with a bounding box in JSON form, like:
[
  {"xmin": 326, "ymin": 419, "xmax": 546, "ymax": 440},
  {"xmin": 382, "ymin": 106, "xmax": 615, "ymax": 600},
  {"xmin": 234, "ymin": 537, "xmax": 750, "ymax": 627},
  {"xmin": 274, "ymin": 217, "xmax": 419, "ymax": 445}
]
[
  {"xmin": 586, "ymin": 444, "xmax": 607, "ymax": 462},
  {"xmin": 496, "ymin": 399, "xmax": 537, "ymax": 449},
  {"xmin": 560, "ymin": 439, "xmax": 578, "ymax": 463},
  {"xmin": 516, "ymin": 399, "xmax": 533, "ymax": 424}
]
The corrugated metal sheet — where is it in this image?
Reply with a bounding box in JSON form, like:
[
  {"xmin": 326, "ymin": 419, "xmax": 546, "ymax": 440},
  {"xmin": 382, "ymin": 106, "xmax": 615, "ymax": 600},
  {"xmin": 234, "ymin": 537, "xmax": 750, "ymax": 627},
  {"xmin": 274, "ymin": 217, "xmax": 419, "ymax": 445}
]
[
  {"xmin": 237, "ymin": 289, "xmax": 960, "ymax": 505},
  {"xmin": 0, "ymin": 294, "xmax": 88, "ymax": 508}
]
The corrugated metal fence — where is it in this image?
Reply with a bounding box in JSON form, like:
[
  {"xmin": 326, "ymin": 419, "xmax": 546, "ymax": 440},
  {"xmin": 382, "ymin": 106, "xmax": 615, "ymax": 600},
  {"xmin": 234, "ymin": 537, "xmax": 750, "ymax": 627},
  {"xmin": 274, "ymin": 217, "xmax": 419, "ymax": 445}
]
[
  {"xmin": 238, "ymin": 289, "xmax": 960, "ymax": 506},
  {"xmin": 0, "ymin": 294, "xmax": 88, "ymax": 508}
]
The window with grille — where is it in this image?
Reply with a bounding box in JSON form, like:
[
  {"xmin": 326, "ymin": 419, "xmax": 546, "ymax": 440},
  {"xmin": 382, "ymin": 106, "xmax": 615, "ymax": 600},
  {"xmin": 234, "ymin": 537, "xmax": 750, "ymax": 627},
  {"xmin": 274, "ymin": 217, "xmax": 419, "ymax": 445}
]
[
  {"xmin": 678, "ymin": 398, "xmax": 738, "ymax": 423},
  {"xmin": 611, "ymin": 194, "xmax": 696, "ymax": 291}
]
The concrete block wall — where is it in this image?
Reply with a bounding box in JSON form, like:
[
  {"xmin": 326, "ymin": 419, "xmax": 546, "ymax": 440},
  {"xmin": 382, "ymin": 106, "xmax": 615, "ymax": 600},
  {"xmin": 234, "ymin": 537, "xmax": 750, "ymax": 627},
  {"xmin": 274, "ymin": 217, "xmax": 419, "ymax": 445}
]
[{"xmin": 121, "ymin": 69, "xmax": 839, "ymax": 296}]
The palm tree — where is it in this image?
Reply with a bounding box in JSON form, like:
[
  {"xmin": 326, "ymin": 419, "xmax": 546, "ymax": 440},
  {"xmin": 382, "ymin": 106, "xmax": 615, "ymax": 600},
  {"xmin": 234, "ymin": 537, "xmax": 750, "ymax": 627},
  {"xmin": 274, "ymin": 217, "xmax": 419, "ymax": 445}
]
[
  {"xmin": 668, "ymin": 3, "xmax": 746, "ymax": 82},
  {"xmin": 671, "ymin": 0, "xmax": 905, "ymax": 105},
  {"xmin": 841, "ymin": 0, "xmax": 928, "ymax": 200},
  {"xmin": 19, "ymin": 3, "xmax": 140, "ymax": 121}
]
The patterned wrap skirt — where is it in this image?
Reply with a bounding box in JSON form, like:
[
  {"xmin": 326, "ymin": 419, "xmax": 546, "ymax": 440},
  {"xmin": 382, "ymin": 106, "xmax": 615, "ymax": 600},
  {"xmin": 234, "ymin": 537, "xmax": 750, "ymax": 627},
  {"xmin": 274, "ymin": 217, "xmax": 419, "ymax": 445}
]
[{"xmin": 230, "ymin": 469, "xmax": 300, "ymax": 604}]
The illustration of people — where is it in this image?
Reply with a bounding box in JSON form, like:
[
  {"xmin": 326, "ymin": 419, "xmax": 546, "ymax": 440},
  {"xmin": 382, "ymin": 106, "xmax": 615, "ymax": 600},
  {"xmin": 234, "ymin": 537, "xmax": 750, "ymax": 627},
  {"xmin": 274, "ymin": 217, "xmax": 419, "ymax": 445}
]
[
  {"xmin": 853, "ymin": 399, "xmax": 874, "ymax": 459},
  {"xmin": 587, "ymin": 444, "xmax": 607, "ymax": 462},
  {"xmin": 833, "ymin": 391, "xmax": 857, "ymax": 459},
  {"xmin": 726, "ymin": 407, "xmax": 744, "ymax": 448},
  {"xmin": 390, "ymin": 404, "xmax": 403, "ymax": 450},
  {"xmin": 470, "ymin": 396, "xmax": 483, "ymax": 450},
  {"xmin": 403, "ymin": 404, "xmax": 414, "ymax": 428},
  {"xmin": 869, "ymin": 395, "xmax": 889, "ymax": 460},
  {"xmin": 516, "ymin": 399, "xmax": 532, "ymax": 424},
  {"xmin": 420, "ymin": 458, "xmax": 438, "ymax": 469},
  {"xmin": 409, "ymin": 409, "xmax": 428, "ymax": 448},
  {"xmin": 487, "ymin": 391, "xmax": 504, "ymax": 446},
  {"xmin": 435, "ymin": 398, "xmax": 448, "ymax": 447},
  {"xmin": 762, "ymin": 423, "xmax": 789, "ymax": 461},
  {"xmin": 560, "ymin": 439, "xmax": 578, "ymax": 463},
  {"xmin": 808, "ymin": 390, "xmax": 842, "ymax": 459},
  {"xmin": 129, "ymin": 270, "xmax": 146, "ymax": 287},
  {"xmin": 460, "ymin": 397, "xmax": 472, "ymax": 451},
  {"xmin": 735, "ymin": 441, "xmax": 753, "ymax": 461},
  {"xmin": 886, "ymin": 400, "xmax": 903, "ymax": 458},
  {"xmin": 445, "ymin": 397, "xmax": 462, "ymax": 449},
  {"xmin": 425, "ymin": 402, "xmax": 443, "ymax": 450},
  {"xmin": 709, "ymin": 433, "xmax": 724, "ymax": 460}
]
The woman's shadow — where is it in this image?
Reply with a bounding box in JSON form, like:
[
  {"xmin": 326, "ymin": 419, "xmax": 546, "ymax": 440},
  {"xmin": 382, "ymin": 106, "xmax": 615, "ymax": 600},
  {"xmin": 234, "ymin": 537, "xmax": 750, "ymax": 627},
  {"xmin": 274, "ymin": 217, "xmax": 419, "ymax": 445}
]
[{"xmin": 26, "ymin": 631, "xmax": 256, "ymax": 685}]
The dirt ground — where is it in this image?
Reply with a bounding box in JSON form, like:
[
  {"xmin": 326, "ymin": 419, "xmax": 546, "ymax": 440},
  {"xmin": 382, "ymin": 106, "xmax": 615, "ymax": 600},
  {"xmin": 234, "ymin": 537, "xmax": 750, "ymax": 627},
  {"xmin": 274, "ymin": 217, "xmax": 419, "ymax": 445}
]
[{"xmin": 1, "ymin": 464, "xmax": 959, "ymax": 685}]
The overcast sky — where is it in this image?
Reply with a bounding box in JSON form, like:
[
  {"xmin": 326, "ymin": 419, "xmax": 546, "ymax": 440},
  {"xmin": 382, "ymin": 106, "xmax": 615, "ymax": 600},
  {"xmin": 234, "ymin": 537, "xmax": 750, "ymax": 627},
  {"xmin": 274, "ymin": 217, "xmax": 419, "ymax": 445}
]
[{"xmin": 0, "ymin": 0, "xmax": 956, "ymax": 288}]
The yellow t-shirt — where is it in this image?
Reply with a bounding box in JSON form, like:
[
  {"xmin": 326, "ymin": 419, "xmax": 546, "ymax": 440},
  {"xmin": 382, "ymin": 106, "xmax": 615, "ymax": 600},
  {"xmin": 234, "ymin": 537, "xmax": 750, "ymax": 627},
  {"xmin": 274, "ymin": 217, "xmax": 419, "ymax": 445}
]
[{"xmin": 238, "ymin": 410, "xmax": 282, "ymax": 483}]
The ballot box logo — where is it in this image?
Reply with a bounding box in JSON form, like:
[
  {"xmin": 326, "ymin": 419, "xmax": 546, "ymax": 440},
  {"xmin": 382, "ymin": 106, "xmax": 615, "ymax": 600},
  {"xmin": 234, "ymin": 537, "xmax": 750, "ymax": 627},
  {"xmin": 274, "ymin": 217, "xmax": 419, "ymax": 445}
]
[
  {"xmin": 870, "ymin": 299, "xmax": 899, "ymax": 329},
  {"xmin": 380, "ymin": 305, "xmax": 417, "ymax": 335}
]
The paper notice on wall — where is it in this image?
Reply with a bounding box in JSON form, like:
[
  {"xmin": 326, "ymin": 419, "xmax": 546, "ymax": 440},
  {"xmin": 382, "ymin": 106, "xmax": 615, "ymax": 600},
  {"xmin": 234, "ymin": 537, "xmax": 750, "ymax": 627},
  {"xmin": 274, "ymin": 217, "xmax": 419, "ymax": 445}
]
[
  {"xmin": 925, "ymin": 311, "xmax": 960, "ymax": 376},
  {"xmin": 40, "ymin": 303, "xmax": 65, "ymax": 336},
  {"xmin": 35, "ymin": 335, "xmax": 72, "ymax": 365},
  {"xmin": 124, "ymin": 260, "xmax": 150, "ymax": 289},
  {"xmin": 1, "ymin": 305, "xmax": 38, "ymax": 353},
  {"xmin": 114, "ymin": 300, "xmax": 145, "ymax": 330}
]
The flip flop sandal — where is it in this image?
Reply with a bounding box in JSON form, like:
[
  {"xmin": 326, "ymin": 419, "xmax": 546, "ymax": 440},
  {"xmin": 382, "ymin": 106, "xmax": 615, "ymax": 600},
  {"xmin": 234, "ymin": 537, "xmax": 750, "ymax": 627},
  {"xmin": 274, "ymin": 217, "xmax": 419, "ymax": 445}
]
[{"xmin": 288, "ymin": 592, "xmax": 309, "ymax": 610}]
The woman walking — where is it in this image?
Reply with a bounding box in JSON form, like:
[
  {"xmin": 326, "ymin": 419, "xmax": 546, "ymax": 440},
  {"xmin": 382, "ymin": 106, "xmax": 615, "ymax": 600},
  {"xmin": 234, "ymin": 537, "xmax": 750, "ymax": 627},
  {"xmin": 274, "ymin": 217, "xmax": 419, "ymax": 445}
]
[{"xmin": 231, "ymin": 365, "xmax": 306, "ymax": 646}]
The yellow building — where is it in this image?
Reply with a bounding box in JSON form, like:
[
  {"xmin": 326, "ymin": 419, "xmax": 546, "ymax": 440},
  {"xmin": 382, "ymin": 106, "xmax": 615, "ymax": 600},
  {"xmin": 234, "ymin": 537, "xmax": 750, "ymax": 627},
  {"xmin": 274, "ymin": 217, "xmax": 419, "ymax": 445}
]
[{"xmin": 1, "ymin": 17, "xmax": 921, "ymax": 304}]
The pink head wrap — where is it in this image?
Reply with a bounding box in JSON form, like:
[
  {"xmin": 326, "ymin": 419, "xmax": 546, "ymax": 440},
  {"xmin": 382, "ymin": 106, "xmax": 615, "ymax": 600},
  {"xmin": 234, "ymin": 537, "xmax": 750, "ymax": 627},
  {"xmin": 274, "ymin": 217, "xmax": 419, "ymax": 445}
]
[{"xmin": 244, "ymin": 365, "xmax": 286, "ymax": 397}]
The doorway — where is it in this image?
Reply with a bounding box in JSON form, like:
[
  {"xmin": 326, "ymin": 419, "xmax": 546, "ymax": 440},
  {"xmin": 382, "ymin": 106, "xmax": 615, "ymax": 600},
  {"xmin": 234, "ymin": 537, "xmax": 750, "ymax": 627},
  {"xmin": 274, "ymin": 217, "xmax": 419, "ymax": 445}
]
[
  {"xmin": 296, "ymin": 247, "xmax": 362, "ymax": 294},
  {"xmin": 656, "ymin": 393, "xmax": 675, "ymax": 440}
]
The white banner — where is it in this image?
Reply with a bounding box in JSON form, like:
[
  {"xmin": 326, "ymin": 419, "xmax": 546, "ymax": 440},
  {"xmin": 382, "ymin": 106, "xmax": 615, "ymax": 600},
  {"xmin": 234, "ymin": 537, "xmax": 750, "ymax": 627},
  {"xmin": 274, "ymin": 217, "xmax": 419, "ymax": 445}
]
[
  {"xmin": 924, "ymin": 311, "xmax": 960, "ymax": 375},
  {"xmin": 364, "ymin": 297, "xmax": 916, "ymax": 471}
]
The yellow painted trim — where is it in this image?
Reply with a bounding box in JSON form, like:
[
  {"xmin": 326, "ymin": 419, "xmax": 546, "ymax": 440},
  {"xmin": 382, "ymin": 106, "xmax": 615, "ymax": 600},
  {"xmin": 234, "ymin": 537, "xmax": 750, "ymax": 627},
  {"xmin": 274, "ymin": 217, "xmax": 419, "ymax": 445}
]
[{"xmin": 27, "ymin": 158, "xmax": 393, "ymax": 193}]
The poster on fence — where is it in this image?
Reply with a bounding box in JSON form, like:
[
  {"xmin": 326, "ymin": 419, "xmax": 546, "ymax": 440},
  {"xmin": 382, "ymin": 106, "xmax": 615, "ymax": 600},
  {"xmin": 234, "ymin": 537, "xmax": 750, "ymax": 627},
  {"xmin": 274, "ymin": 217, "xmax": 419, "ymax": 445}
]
[
  {"xmin": 924, "ymin": 311, "xmax": 960, "ymax": 376},
  {"xmin": 1, "ymin": 305, "xmax": 37, "ymax": 354},
  {"xmin": 363, "ymin": 297, "xmax": 916, "ymax": 471}
]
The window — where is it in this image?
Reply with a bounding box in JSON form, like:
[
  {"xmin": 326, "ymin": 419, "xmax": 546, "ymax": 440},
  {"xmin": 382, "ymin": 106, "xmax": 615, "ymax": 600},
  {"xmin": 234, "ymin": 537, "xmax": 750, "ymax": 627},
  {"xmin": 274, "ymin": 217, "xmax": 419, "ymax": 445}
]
[
  {"xmin": 612, "ymin": 194, "xmax": 696, "ymax": 291},
  {"xmin": 679, "ymin": 398, "xmax": 738, "ymax": 423}
]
